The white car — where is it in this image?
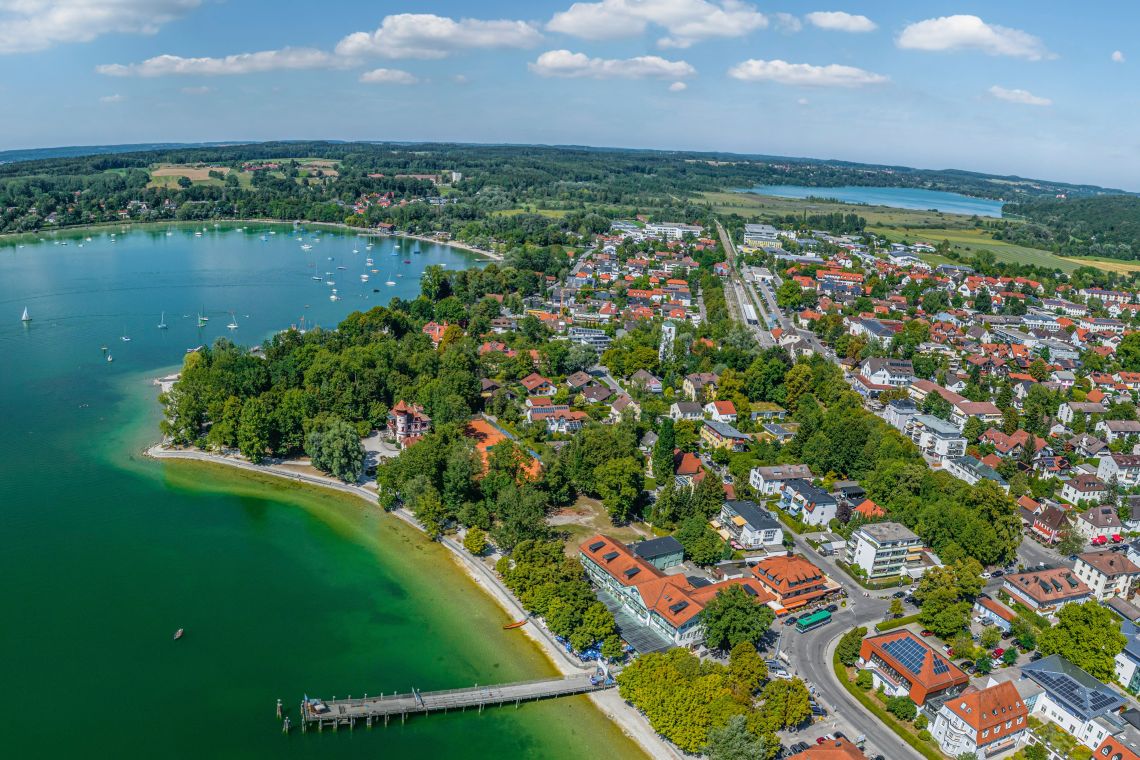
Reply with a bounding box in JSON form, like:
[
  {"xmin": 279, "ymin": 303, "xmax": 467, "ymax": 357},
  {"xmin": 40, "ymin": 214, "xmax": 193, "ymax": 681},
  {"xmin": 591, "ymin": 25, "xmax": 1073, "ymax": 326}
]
[{"xmin": 981, "ymin": 572, "xmax": 993, "ymax": 579}]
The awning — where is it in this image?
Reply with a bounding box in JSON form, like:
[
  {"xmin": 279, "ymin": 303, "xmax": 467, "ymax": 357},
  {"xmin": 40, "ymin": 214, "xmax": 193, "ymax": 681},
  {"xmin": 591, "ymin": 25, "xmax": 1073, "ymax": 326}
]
[
  {"xmin": 717, "ymin": 529, "xmax": 732, "ymax": 540},
  {"xmin": 732, "ymin": 516, "xmax": 747, "ymax": 527}
]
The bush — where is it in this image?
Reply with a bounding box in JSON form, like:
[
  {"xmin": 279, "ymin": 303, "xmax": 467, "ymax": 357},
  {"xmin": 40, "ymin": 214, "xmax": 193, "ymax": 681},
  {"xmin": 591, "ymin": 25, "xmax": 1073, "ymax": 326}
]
[
  {"xmin": 855, "ymin": 670, "xmax": 873, "ymax": 690},
  {"xmin": 915, "ymin": 714, "xmax": 929, "ymax": 730},
  {"xmin": 918, "ymin": 730, "xmax": 933, "ymax": 742},
  {"xmin": 885, "ymin": 695, "xmax": 917, "ymax": 722},
  {"xmin": 837, "ymin": 627, "xmax": 868, "ymax": 666}
]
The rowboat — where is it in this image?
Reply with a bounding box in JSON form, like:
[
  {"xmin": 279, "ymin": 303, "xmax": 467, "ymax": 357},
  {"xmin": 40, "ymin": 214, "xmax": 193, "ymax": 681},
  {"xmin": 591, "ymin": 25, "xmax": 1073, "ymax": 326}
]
[
  {"xmin": 503, "ymin": 619, "xmax": 527, "ymax": 630},
  {"xmin": 173, "ymin": 628, "xmax": 184, "ymax": 640}
]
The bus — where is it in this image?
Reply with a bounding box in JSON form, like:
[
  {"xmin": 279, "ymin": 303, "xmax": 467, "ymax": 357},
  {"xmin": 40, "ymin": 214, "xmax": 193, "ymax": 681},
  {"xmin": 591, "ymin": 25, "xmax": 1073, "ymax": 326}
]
[{"xmin": 795, "ymin": 609, "xmax": 832, "ymax": 634}]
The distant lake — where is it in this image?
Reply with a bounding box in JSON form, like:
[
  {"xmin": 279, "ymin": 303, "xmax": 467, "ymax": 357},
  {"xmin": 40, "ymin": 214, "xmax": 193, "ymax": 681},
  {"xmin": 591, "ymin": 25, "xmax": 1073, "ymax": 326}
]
[{"xmin": 741, "ymin": 184, "xmax": 1004, "ymax": 218}]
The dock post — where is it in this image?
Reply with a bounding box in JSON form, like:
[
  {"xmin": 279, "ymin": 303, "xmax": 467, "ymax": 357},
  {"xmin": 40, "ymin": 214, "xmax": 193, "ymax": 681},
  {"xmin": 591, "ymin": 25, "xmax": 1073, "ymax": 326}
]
[
  {"xmin": 276, "ymin": 699, "xmax": 283, "ymax": 720},
  {"xmin": 283, "ymin": 717, "xmax": 291, "ymax": 734},
  {"xmin": 367, "ymin": 716, "xmax": 372, "ymax": 728}
]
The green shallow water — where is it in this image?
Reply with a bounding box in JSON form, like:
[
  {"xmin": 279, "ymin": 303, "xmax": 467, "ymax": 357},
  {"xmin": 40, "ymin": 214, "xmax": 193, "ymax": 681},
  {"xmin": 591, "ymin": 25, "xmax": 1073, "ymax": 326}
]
[{"xmin": 0, "ymin": 224, "xmax": 642, "ymax": 758}]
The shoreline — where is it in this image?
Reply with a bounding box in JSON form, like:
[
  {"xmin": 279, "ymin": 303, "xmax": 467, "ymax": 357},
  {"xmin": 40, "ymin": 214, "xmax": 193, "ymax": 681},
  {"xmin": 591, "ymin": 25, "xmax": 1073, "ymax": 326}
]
[
  {"xmin": 145, "ymin": 444, "xmax": 678, "ymax": 759},
  {"xmin": 0, "ymin": 218, "xmax": 504, "ymax": 261}
]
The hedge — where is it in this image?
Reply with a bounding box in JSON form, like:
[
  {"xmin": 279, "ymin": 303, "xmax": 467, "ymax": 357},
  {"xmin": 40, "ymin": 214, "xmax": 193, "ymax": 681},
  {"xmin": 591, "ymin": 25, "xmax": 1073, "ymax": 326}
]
[{"xmin": 874, "ymin": 613, "xmax": 922, "ymax": 632}]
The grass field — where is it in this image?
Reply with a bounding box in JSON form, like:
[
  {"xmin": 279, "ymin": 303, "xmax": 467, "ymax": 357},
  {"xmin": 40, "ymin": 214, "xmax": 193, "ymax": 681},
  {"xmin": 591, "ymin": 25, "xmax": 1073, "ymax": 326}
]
[
  {"xmin": 491, "ymin": 208, "xmax": 571, "ymax": 219},
  {"xmin": 700, "ymin": 190, "xmax": 980, "ymax": 228},
  {"xmin": 1067, "ymin": 257, "xmax": 1140, "ymax": 274},
  {"xmin": 870, "ymin": 226, "xmax": 1086, "ymax": 273}
]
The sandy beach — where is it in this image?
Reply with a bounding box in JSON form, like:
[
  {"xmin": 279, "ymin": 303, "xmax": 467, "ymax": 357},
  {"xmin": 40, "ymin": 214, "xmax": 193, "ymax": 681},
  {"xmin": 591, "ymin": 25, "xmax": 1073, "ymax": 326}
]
[{"xmin": 145, "ymin": 444, "xmax": 680, "ymax": 760}]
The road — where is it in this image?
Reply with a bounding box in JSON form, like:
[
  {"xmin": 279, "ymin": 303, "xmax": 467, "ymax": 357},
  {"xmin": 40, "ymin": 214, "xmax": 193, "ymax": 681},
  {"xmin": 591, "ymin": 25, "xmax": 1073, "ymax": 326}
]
[{"xmin": 715, "ymin": 220, "xmax": 775, "ymax": 348}]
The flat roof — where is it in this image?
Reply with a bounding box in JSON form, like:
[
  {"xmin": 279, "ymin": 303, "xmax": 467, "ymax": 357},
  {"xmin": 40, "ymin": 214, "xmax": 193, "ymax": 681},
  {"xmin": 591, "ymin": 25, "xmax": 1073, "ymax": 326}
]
[{"xmin": 632, "ymin": 535, "xmax": 684, "ymax": 560}]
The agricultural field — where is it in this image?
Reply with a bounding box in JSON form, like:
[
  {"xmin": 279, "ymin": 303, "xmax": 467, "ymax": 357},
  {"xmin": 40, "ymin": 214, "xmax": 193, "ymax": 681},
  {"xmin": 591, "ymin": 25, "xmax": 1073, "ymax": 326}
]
[
  {"xmin": 871, "ymin": 226, "xmax": 1086, "ymax": 273},
  {"xmin": 147, "ymin": 163, "xmax": 253, "ymax": 189}
]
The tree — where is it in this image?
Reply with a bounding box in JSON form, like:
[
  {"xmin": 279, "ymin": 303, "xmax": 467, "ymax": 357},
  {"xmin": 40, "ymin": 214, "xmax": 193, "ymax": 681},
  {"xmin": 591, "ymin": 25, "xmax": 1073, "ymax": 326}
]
[
  {"xmin": 974, "ymin": 289, "xmax": 992, "ymax": 314},
  {"xmin": 305, "ymin": 416, "xmax": 364, "ymax": 482},
  {"xmin": 237, "ymin": 395, "xmax": 272, "ymax": 463},
  {"xmin": 410, "ymin": 485, "xmax": 450, "ymax": 539},
  {"xmin": 728, "ymin": 642, "xmax": 768, "ymax": 694},
  {"xmin": 962, "ymin": 416, "xmax": 984, "ymax": 443},
  {"xmin": 705, "ymin": 715, "xmax": 771, "ymax": 760},
  {"xmin": 594, "ymin": 456, "xmax": 643, "ymax": 523},
  {"xmin": 784, "ymin": 364, "xmax": 813, "ymax": 412},
  {"xmin": 702, "ymin": 585, "xmax": 775, "ymax": 651},
  {"xmin": 1038, "ymin": 601, "xmax": 1127, "ymax": 680},
  {"xmin": 1118, "ymin": 332, "xmax": 1140, "ymax": 372},
  {"xmin": 889, "ymin": 598, "xmax": 904, "ymax": 618},
  {"xmin": 885, "ymin": 695, "xmax": 917, "ymax": 721},
  {"xmin": 1010, "ymin": 615, "xmax": 1038, "ymax": 650},
  {"xmin": 757, "ymin": 678, "xmax": 812, "ymax": 731},
  {"xmin": 980, "ymin": 626, "xmax": 1001, "ymax": 649},
  {"xmin": 974, "ymin": 656, "xmax": 993, "ymax": 675},
  {"xmin": 1056, "ymin": 529, "xmax": 1085, "ymax": 556},
  {"xmin": 836, "ymin": 626, "xmax": 868, "ymax": 667},
  {"xmin": 855, "ymin": 670, "xmax": 873, "ymax": 689},
  {"xmin": 463, "ymin": 526, "xmax": 487, "ymax": 555},
  {"xmin": 653, "ymin": 418, "xmax": 676, "ymax": 482},
  {"xmin": 676, "ymin": 516, "xmax": 726, "ymax": 566},
  {"xmin": 1001, "ymin": 648, "xmax": 1019, "ymax": 666}
]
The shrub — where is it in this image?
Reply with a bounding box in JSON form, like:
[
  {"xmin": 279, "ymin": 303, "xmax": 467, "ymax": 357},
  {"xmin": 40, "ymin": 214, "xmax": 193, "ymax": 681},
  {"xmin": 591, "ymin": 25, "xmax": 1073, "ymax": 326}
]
[{"xmin": 855, "ymin": 670, "xmax": 873, "ymax": 690}]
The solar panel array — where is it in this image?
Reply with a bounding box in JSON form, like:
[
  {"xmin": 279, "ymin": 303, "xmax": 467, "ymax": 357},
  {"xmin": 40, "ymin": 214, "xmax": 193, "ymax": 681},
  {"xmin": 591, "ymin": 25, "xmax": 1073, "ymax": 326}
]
[
  {"xmin": 1032, "ymin": 670, "xmax": 1119, "ymax": 716},
  {"xmin": 882, "ymin": 637, "xmax": 928, "ymax": 676}
]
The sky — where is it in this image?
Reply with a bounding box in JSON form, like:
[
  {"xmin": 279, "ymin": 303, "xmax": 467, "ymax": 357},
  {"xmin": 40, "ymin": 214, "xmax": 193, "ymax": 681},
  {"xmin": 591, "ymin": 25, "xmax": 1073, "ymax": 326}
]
[{"xmin": 0, "ymin": 1, "xmax": 1137, "ymax": 189}]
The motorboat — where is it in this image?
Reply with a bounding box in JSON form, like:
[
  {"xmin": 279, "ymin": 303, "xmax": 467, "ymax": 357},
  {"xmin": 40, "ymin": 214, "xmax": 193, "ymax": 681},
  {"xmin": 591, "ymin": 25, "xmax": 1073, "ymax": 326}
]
[{"xmin": 173, "ymin": 628, "xmax": 184, "ymax": 641}]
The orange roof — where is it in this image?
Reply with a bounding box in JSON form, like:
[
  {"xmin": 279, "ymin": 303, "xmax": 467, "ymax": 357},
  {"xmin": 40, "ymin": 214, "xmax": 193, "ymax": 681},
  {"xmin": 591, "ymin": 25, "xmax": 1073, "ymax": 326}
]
[
  {"xmin": 946, "ymin": 682, "xmax": 1027, "ymax": 747},
  {"xmin": 710, "ymin": 400, "xmax": 736, "ymax": 416},
  {"xmin": 1095, "ymin": 736, "xmax": 1140, "ymax": 760},
  {"xmin": 854, "ymin": 499, "xmax": 884, "ymax": 518},
  {"xmin": 465, "ymin": 419, "xmax": 541, "ymax": 480},
  {"xmin": 800, "ymin": 738, "xmax": 864, "ymax": 759},
  {"xmin": 863, "ymin": 630, "xmax": 968, "ymax": 693}
]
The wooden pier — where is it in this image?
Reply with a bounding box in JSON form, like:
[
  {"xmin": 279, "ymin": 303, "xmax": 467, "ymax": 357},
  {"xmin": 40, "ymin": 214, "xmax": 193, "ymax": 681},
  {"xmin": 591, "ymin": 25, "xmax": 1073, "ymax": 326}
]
[{"xmin": 294, "ymin": 672, "xmax": 613, "ymax": 732}]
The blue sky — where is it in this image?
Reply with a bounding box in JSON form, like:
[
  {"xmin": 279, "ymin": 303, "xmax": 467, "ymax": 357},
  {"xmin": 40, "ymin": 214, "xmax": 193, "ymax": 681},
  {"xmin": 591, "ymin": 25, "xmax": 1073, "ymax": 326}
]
[{"xmin": 1, "ymin": 1, "xmax": 1137, "ymax": 189}]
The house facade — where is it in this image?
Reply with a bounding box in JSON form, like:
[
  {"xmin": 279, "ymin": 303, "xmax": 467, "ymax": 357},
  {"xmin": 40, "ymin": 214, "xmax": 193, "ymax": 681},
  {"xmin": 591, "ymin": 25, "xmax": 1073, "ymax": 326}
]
[
  {"xmin": 930, "ymin": 681, "xmax": 1028, "ymax": 758},
  {"xmin": 844, "ymin": 522, "xmax": 926, "ymax": 579},
  {"xmin": 858, "ymin": 630, "xmax": 969, "ymax": 705},
  {"xmin": 387, "ymin": 400, "xmax": 431, "ymax": 446},
  {"xmin": 717, "ymin": 500, "xmax": 783, "ymax": 550}
]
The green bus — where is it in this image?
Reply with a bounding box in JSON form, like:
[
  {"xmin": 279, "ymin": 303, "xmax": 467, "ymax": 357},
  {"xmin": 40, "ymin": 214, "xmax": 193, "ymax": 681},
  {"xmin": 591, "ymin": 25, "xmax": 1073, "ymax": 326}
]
[{"xmin": 795, "ymin": 609, "xmax": 832, "ymax": 634}]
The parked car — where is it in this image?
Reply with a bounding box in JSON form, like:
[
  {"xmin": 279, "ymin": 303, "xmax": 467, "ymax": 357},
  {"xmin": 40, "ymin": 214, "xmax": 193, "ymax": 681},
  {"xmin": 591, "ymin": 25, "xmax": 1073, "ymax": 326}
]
[
  {"xmin": 992, "ymin": 648, "xmax": 1005, "ymax": 658},
  {"xmin": 1068, "ymin": 554, "xmax": 1079, "ymax": 561},
  {"xmin": 904, "ymin": 595, "xmax": 917, "ymax": 605},
  {"xmin": 826, "ymin": 603, "xmax": 839, "ymax": 613},
  {"xmin": 981, "ymin": 572, "xmax": 992, "ymax": 579},
  {"xmin": 991, "ymin": 569, "xmax": 1004, "ymax": 577},
  {"xmin": 920, "ymin": 630, "xmax": 935, "ymax": 637},
  {"xmin": 784, "ymin": 615, "xmax": 799, "ymax": 626},
  {"xmin": 892, "ymin": 591, "xmax": 906, "ymax": 599}
]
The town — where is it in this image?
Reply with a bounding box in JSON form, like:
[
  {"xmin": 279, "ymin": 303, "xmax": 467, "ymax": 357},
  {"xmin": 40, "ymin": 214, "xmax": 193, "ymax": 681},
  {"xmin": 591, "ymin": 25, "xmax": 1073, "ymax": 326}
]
[{"xmin": 158, "ymin": 204, "xmax": 1140, "ymax": 760}]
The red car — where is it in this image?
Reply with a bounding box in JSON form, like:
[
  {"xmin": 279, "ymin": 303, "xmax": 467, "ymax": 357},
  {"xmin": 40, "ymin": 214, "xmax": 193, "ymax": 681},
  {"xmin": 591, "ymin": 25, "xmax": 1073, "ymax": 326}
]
[
  {"xmin": 920, "ymin": 630, "xmax": 934, "ymax": 637},
  {"xmin": 992, "ymin": 648, "xmax": 1005, "ymax": 658}
]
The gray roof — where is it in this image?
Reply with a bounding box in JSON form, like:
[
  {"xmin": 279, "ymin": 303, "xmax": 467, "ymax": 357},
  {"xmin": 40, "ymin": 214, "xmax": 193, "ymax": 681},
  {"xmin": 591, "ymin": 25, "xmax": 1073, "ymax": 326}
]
[
  {"xmin": 1021, "ymin": 655, "xmax": 1124, "ymax": 721},
  {"xmin": 782, "ymin": 479, "xmax": 836, "ymax": 506},
  {"xmin": 722, "ymin": 500, "xmax": 779, "ymax": 531},
  {"xmin": 631, "ymin": 535, "xmax": 683, "ymax": 561},
  {"xmin": 859, "ymin": 521, "xmax": 920, "ymax": 544}
]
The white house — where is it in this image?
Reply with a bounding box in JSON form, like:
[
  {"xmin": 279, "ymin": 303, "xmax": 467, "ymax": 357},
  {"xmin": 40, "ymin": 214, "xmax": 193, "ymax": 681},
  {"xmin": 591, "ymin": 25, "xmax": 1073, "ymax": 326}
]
[
  {"xmin": 1097, "ymin": 453, "xmax": 1140, "ymax": 488},
  {"xmin": 1073, "ymin": 551, "xmax": 1140, "ymax": 600},
  {"xmin": 748, "ymin": 464, "xmax": 814, "ymax": 496},
  {"xmin": 844, "ymin": 522, "xmax": 925, "ymax": 579},
  {"xmin": 930, "ymin": 681, "xmax": 1028, "ymax": 759},
  {"xmin": 1019, "ymin": 655, "xmax": 1125, "ymax": 750},
  {"xmin": 905, "ymin": 414, "xmax": 967, "ymax": 464}
]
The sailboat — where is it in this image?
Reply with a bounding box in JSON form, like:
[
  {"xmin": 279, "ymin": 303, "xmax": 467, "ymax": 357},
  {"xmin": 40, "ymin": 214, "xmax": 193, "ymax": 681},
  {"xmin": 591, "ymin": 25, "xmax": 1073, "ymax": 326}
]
[
  {"xmin": 21, "ymin": 306, "xmax": 30, "ymax": 323},
  {"xmin": 227, "ymin": 312, "xmax": 239, "ymax": 330},
  {"xmin": 121, "ymin": 327, "xmax": 131, "ymax": 342},
  {"xmin": 197, "ymin": 312, "xmax": 208, "ymax": 328},
  {"xmin": 157, "ymin": 312, "xmax": 168, "ymax": 330},
  {"xmin": 385, "ymin": 268, "xmax": 396, "ymax": 286}
]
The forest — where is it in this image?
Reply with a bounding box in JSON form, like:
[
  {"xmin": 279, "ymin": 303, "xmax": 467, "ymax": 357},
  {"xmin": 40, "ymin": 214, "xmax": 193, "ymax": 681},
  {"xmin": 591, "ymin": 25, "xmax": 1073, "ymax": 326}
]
[{"xmin": 1002, "ymin": 194, "xmax": 1140, "ymax": 261}]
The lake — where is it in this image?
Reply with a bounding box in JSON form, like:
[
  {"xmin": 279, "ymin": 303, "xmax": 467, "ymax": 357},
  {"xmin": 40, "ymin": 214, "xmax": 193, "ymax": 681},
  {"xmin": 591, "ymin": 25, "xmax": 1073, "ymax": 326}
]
[
  {"xmin": 0, "ymin": 223, "xmax": 643, "ymax": 758},
  {"xmin": 741, "ymin": 184, "xmax": 1004, "ymax": 217}
]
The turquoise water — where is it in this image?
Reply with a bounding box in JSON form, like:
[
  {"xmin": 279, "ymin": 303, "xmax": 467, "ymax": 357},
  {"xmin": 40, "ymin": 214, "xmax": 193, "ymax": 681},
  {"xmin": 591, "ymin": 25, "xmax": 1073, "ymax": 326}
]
[
  {"xmin": 742, "ymin": 184, "xmax": 1004, "ymax": 217},
  {"xmin": 0, "ymin": 224, "xmax": 643, "ymax": 758}
]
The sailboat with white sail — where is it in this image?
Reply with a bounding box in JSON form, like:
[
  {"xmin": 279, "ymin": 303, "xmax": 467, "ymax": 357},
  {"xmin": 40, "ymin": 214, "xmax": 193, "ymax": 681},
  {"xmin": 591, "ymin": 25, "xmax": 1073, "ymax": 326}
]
[
  {"xmin": 157, "ymin": 312, "xmax": 167, "ymax": 329},
  {"xmin": 21, "ymin": 306, "xmax": 30, "ymax": 323},
  {"xmin": 227, "ymin": 312, "xmax": 239, "ymax": 330}
]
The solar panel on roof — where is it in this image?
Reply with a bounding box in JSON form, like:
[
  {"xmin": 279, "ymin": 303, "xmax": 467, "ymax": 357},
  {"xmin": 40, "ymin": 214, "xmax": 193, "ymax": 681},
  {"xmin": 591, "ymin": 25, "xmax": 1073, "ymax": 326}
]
[
  {"xmin": 882, "ymin": 637, "xmax": 929, "ymax": 676},
  {"xmin": 669, "ymin": 601, "xmax": 689, "ymax": 614},
  {"xmin": 742, "ymin": 585, "xmax": 757, "ymax": 597},
  {"xmin": 589, "ymin": 540, "xmax": 606, "ymax": 552},
  {"xmin": 932, "ymin": 656, "xmax": 950, "ymax": 675}
]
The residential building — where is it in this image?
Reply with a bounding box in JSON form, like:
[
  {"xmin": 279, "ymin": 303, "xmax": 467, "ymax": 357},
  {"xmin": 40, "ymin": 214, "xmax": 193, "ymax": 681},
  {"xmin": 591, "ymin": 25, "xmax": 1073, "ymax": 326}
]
[
  {"xmin": 716, "ymin": 500, "xmax": 783, "ymax": 550},
  {"xmin": 884, "ymin": 398, "xmax": 919, "ymax": 432},
  {"xmin": 704, "ymin": 400, "xmax": 737, "ymax": 423},
  {"xmin": 930, "ymin": 681, "xmax": 1028, "ymax": 758},
  {"xmin": 845, "ymin": 522, "xmax": 926, "ymax": 579},
  {"xmin": 629, "ymin": 369, "xmax": 663, "ymax": 394},
  {"xmin": 631, "ymin": 536, "xmax": 684, "ymax": 570},
  {"xmin": 906, "ymin": 414, "xmax": 968, "ymax": 463},
  {"xmin": 1074, "ymin": 551, "xmax": 1140, "ymax": 600},
  {"xmin": 1059, "ymin": 401, "xmax": 1107, "ymax": 427},
  {"xmin": 860, "ymin": 357, "xmax": 915, "ymax": 387},
  {"xmin": 748, "ymin": 464, "xmax": 815, "ymax": 496},
  {"xmin": 779, "ymin": 479, "xmax": 838, "ymax": 527},
  {"xmin": 387, "ymin": 400, "xmax": 431, "ymax": 446},
  {"xmin": 567, "ymin": 327, "xmax": 611, "ymax": 350},
  {"xmin": 669, "ymin": 401, "xmax": 703, "ymax": 421},
  {"xmin": 944, "ymin": 455, "xmax": 1009, "ymax": 491},
  {"xmin": 1020, "ymin": 655, "xmax": 1126, "ymax": 750},
  {"xmin": 1002, "ymin": 567, "xmax": 1091, "ymax": 612},
  {"xmin": 858, "ymin": 630, "xmax": 969, "ymax": 705},
  {"xmin": 1114, "ymin": 619, "xmax": 1140, "ymax": 693},
  {"xmin": 1098, "ymin": 454, "xmax": 1140, "ymax": 488},
  {"xmin": 1097, "ymin": 420, "xmax": 1140, "ymax": 444},
  {"xmin": 520, "ymin": 372, "xmax": 555, "ymax": 396},
  {"xmin": 683, "ymin": 372, "xmax": 719, "ymax": 402},
  {"xmin": 700, "ymin": 420, "xmax": 750, "ymax": 451},
  {"xmin": 578, "ymin": 534, "xmax": 774, "ymax": 648},
  {"xmin": 973, "ymin": 596, "xmax": 1017, "ymax": 632},
  {"xmin": 1075, "ymin": 505, "xmax": 1124, "ymax": 543},
  {"xmin": 1031, "ymin": 505, "xmax": 1071, "ymax": 544},
  {"xmin": 1061, "ymin": 474, "xmax": 1109, "ymax": 505},
  {"xmin": 797, "ymin": 737, "xmax": 864, "ymax": 759},
  {"xmin": 750, "ymin": 555, "xmax": 838, "ymax": 611}
]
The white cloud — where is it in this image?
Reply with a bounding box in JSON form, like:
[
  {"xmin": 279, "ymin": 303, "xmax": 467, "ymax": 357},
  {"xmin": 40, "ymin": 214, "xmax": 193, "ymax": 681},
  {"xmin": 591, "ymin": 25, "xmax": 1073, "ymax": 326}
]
[
  {"xmin": 336, "ymin": 13, "xmax": 541, "ymax": 59},
  {"xmin": 547, "ymin": 0, "xmax": 767, "ymax": 48},
  {"xmin": 669, "ymin": 81, "xmax": 687, "ymax": 91},
  {"xmin": 1112, "ymin": 50, "xmax": 1126, "ymax": 63},
  {"xmin": 360, "ymin": 68, "xmax": 418, "ymax": 85},
  {"xmin": 180, "ymin": 85, "xmax": 212, "ymax": 95},
  {"xmin": 99, "ymin": 93, "xmax": 125, "ymax": 103},
  {"xmin": 897, "ymin": 15, "xmax": 1050, "ymax": 60},
  {"xmin": 728, "ymin": 58, "xmax": 887, "ymax": 87},
  {"xmin": 805, "ymin": 11, "xmax": 876, "ymax": 33},
  {"xmin": 0, "ymin": 0, "xmax": 200, "ymax": 54},
  {"xmin": 530, "ymin": 49, "xmax": 695, "ymax": 79},
  {"xmin": 452, "ymin": 74, "xmax": 470, "ymax": 85},
  {"xmin": 797, "ymin": 97, "xmax": 809, "ymax": 105},
  {"xmin": 988, "ymin": 85, "xmax": 1051, "ymax": 106},
  {"xmin": 773, "ymin": 13, "xmax": 802, "ymax": 33},
  {"xmin": 97, "ymin": 47, "xmax": 344, "ymax": 77}
]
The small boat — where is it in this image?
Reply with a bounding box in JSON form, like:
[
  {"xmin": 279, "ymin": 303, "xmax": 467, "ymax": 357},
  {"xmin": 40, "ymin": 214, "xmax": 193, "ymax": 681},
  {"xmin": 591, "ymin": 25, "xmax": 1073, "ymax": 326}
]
[
  {"xmin": 503, "ymin": 619, "xmax": 528, "ymax": 630},
  {"xmin": 312, "ymin": 276, "xmax": 323, "ymax": 281},
  {"xmin": 337, "ymin": 266, "xmax": 346, "ymax": 270},
  {"xmin": 21, "ymin": 306, "xmax": 30, "ymax": 322},
  {"xmin": 158, "ymin": 312, "xmax": 167, "ymax": 329},
  {"xmin": 227, "ymin": 312, "xmax": 239, "ymax": 330},
  {"xmin": 365, "ymin": 258, "xmax": 374, "ymax": 266},
  {"xmin": 173, "ymin": 628, "xmax": 184, "ymax": 641},
  {"xmin": 301, "ymin": 244, "xmax": 312, "ymax": 251},
  {"xmin": 360, "ymin": 274, "xmax": 369, "ymax": 282},
  {"xmin": 106, "ymin": 354, "xmax": 113, "ymax": 363},
  {"xmin": 403, "ymin": 259, "xmax": 411, "ymax": 264},
  {"xmin": 121, "ymin": 327, "xmax": 131, "ymax": 342},
  {"xmin": 385, "ymin": 280, "xmax": 396, "ymax": 286}
]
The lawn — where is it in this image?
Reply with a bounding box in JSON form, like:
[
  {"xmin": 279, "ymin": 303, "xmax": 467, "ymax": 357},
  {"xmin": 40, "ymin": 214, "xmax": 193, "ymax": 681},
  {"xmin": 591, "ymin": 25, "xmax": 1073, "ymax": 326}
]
[
  {"xmin": 491, "ymin": 208, "xmax": 571, "ymax": 219},
  {"xmin": 549, "ymin": 495, "xmax": 648, "ymax": 557},
  {"xmin": 871, "ymin": 226, "xmax": 1088, "ymax": 274}
]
